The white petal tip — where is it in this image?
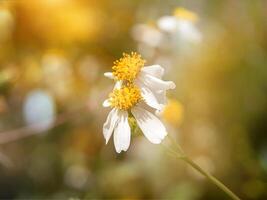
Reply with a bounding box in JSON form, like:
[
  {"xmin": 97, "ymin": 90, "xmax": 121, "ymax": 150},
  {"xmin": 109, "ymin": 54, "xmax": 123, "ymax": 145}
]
[
  {"xmin": 102, "ymin": 99, "xmax": 111, "ymax": 107},
  {"xmin": 105, "ymin": 139, "xmax": 109, "ymax": 145},
  {"xmin": 170, "ymin": 82, "xmax": 176, "ymax": 89},
  {"xmin": 155, "ymin": 106, "xmax": 165, "ymax": 115},
  {"xmin": 115, "ymin": 145, "xmax": 129, "ymax": 153},
  {"xmin": 115, "ymin": 149, "xmax": 123, "ymax": 153},
  {"xmin": 151, "ymin": 140, "xmax": 161, "ymax": 144},
  {"xmin": 155, "ymin": 109, "xmax": 164, "ymax": 116},
  {"xmin": 104, "ymin": 72, "xmax": 114, "ymax": 79},
  {"xmin": 150, "ymin": 136, "xmax": 166, "ymax": 144},
  {"xmin": 150, "ymin": 134, "xmax": 167, "ymax": 144}
]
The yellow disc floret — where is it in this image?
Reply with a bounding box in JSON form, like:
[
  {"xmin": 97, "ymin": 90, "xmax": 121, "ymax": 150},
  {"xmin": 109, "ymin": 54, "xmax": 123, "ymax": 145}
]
[
  {"xmin": 174, "ymin": 7, "xmax": 198, "ymax": 22},
  {"xmin": 112, "ymin": 52, "xmax": 145, "ymax": 82},
  {"xmin": 109, "ymin": 85, "xmax": 142, "ymax": 110}
]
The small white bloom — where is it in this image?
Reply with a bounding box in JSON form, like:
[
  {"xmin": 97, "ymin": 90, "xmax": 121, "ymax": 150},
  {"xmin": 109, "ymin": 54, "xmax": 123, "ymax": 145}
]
[
  {"xmin": 103, "ymin": 52, "xmax": 175, "ymax": 153},
  {"xmin": 103, "ymin": 85, "xmax": 168, "ymax": 153},
  {"xmin": 157, "ymin": 7, "xmax": 202, "ymax": 43},
  {"xmin": 104, "ymin": 52, "xmax": 175, "ymax": 113}
]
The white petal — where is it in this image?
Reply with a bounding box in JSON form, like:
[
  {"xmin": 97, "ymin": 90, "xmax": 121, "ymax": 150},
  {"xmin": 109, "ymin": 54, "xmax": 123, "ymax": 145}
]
[
  {"xmin": 138, "ymin": 83, "xmax": 164, "ymax": 111},
  {"xmin": 103, "ymin": 108, "xmax": 119, "ymax": 144},
  {"xmin": 114, "ymin": 81, "xmax": 122, "ymax": 89},
  {"xmin": 138, "ymin": 71, "xmax": 176, "ymax": 91},
  {"xmin": 136, "ymin": 77, "xmax": 167, "ymax": 107},
  {"xmin": 104, "ymin": 72, "xmax": 114, "ymax": 79},
  {"xmin": 113, "ymin": 111, "xmax": 131, "ymax": 153},
  {"xmin": 157, "ymin": 16, "xmax": 177, "ymax": 33},
  {"xmin": 154, "ymin": 90, "xmax": 167, "ymax": 105},
  {"xmin": 102, "ymin": 99, "xmax": 111, "ymax": 107},
  {"xmin": 131, "ymin": 105, "xmax": 167, "ymax": 144},
  {"xmin": 141, "ymin": 65, "xmax": 164, "ymax": 78},
  {"xmin": 136, "ymin": 102, "xmax": 156, "ymax": 115}
]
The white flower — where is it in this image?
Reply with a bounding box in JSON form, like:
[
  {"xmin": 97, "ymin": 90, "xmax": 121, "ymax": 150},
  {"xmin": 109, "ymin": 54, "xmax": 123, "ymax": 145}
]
[
  {"xmin": 104, "ymin": 52, "xmax": 175, "ymax": 113},
  {"xmin": 103, "ymin": 85, "xmax": 168, "ymax": 153},
  {"xmin": 102, "ymin": 52, "xmax": 175, "ymax": 153},
  {"xmin": 157, "ymin": 7, "xmax": 202, "ymax": 43}
]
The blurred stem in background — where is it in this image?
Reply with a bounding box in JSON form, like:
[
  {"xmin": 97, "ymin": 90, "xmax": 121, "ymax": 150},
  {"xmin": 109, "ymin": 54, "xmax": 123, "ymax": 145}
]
[
  {"xmin": 166, "ymin": 135, "xmax": 241, "ymax": 200},
  {"xmin": 0, "ymin": 104, "xmax": 86, "ymax": 144}
]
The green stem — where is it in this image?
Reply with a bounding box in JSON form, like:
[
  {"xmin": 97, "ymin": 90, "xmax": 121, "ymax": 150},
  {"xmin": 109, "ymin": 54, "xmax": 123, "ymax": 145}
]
[
  {"xmin": 180, "ymin": 156, "xmax": 241, "ymax": 200},
  {"xmin": 165, "ymin": 135, "xmax": 241, "ymax": 200}
]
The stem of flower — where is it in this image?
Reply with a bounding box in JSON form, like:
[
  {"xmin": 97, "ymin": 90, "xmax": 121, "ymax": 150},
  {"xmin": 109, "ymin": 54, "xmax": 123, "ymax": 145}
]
[
  {"xmin": 165, "ymin": 135, "xmax": 241, "ymax": 200},
  {"xmin": 180, "ymin": 156, "xmax": 241, "ymax": 200}
]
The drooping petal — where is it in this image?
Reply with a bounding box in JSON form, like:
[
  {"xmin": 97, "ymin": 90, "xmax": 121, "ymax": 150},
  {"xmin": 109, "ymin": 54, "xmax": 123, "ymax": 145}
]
[
  {"xmin": 153, "ymin": 90, "xmax": 167, "ymax": 106},
  {"xmin": 137, "ymin": 81, "xmax": 164, "ymax": 111},
  {"xmin": 141, "ymin": 65, "xmax": 164, "ymax": 78},
  {"xmin": 104, "ymin": 72, "xmax": 114, "ymax": 79},
  {"xmin": 102, "ymin": 99, "xmax": 111, "ymax": 107},
  {"xmin": 138, "ymin": 71, "xmax": 176, "ymax": 91},
  {"xmin": 131, "ymin": 105, "xmax": 167, "ymax": 144},
  {"xmin": 135, "ymin": 74, "xmax": 170, "ymax": 109},
  {"xmin": 103, "ymin": 108, "xmax": 119, "ymax": 144},
  {"xmin": 113, "ymin": 110, "xmax": 131, "ymax": 153}
]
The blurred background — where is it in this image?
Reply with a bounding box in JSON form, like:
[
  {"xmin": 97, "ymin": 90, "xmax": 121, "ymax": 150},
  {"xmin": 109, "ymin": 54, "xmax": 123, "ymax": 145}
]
[{"xmin": 0, "ymin": 0, "xmax": 266, "ymax": 199}]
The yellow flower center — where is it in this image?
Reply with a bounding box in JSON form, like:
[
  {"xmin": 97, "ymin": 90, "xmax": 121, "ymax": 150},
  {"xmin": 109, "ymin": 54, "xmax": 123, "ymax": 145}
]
[
  {"xmin": 109, "ymin": 85, "xmax": 142, "ymax": 110},
  {"xmin": 112, "ymin": 52, "xmax": 145, "ymax": 82},
  {"xmin": 174, "ymin": 7, "xmax": 198, "ymax": 22}
]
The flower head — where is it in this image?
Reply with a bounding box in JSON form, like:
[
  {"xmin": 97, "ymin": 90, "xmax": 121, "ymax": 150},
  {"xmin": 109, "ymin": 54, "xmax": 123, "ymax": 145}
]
[
  {"xmin": 112, "ymin": 52, "xmax": 145, "ymax": 82},
  {"xmin": 105, "ymin": 53, "xmax": 175, "ymax": 112},
  {"xmin": 157, "ymin": 8, "xmax": 202, "ymax": 43},
  {"xmin": 103, "ymin": 52, "xmax": 176, "ymax": 153}
]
